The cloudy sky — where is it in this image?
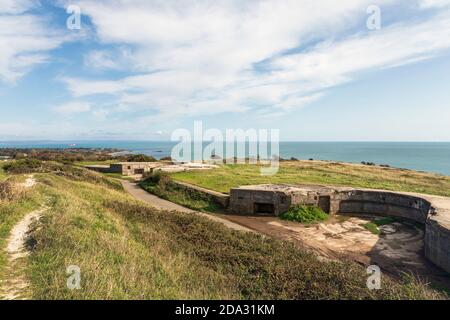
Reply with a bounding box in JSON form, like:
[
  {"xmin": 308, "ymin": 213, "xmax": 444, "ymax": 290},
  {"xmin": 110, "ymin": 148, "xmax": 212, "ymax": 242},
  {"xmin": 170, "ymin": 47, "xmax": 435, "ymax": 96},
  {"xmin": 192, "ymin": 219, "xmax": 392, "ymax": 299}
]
[{"xmin": 1, "ymin": 0, "xmax": 450, "ymax": 141}]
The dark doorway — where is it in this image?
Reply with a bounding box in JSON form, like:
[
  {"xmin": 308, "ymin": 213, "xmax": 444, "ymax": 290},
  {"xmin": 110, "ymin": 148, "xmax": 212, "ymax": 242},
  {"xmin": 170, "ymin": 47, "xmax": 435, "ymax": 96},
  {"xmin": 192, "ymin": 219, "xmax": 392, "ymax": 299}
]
[
  {"xmin": 318, "ymin": 196, "xmax": 331, "ymax": 213},
  {"xmin": 254, "ymin": 203, "xmax": 275, "ymax": 215},
  {"xmin": 134, "ymin": 169, "xmax": 145, "ymax": 174}
]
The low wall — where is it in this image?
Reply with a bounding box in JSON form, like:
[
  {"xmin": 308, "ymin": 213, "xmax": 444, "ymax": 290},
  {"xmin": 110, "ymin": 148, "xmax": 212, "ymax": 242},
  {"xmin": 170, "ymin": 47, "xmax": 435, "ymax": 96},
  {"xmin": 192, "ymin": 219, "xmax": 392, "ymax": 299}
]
[
  {"xmin": 172, "ymin": 181, "xmax": 230, "ymax": 208},
  {"xmin": 330, "ymin": 189, "xmax": 450, "ymax": 273},
  {"xmin": 334, "ymin": 190, "xmax": 430, "ymax": 224}
]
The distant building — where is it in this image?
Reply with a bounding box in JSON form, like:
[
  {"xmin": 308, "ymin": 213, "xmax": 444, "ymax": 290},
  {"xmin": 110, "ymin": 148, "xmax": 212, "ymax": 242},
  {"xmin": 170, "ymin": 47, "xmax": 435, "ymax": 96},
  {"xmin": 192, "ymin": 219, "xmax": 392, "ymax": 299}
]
[
  {"xmin": 85, "ymin": 162, "xmax": 162, "ymax": 176},
  {"xmin": 84, "ymin": 161, "xmax": 218, "ymax": 176},
  {"xmin": 109, "ymin": 162, "xmax": 162, "ymax": 175}
]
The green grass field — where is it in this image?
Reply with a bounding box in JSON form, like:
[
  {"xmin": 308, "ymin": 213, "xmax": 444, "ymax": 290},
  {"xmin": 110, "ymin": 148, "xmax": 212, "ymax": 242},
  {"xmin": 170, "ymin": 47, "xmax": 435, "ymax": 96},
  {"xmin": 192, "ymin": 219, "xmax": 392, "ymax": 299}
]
[
  {"xmin": 170, "ymin": 161, "xmax": 450, "ymax": 196},
  {"xmin": 0, "ymin": 163, "xmax": 444, "ymax": 299}
]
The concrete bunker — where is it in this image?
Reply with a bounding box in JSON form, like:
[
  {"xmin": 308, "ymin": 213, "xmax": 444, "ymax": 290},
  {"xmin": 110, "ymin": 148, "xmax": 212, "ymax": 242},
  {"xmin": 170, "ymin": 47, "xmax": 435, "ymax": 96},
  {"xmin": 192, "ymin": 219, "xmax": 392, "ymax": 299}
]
[
  {"xmin": 228, "ymin": 184, "xmax": 450, "ymax": 274},
  {"xmin": 229, "ymin": 184, "xmax": 334, "ymax": 216}
]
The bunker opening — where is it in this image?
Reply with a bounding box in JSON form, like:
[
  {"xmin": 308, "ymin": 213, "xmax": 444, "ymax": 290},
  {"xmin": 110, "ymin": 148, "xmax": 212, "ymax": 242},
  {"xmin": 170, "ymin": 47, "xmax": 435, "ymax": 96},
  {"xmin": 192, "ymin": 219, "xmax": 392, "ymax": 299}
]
[{"xmin": 254, "ymin": 203, "xmax": 275, "ymax": 215}]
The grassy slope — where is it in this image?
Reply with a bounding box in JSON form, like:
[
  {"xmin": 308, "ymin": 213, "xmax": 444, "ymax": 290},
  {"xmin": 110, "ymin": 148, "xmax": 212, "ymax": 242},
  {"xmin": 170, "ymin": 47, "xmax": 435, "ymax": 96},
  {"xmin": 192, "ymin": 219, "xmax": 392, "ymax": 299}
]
[
  {"xmin": 0, "ymin": 163, "xmax": 7, "ymax": 182},
  {"xmin": 0, "ymin": 168, "xmax": 441, "ymax": 299},
  {"xmin": 171, "ymin": 161, "xmax": 450, "ymax": 196},
  {"xmin": 0, "ymin": 177, "xmax": 43, "ymax": 279}
]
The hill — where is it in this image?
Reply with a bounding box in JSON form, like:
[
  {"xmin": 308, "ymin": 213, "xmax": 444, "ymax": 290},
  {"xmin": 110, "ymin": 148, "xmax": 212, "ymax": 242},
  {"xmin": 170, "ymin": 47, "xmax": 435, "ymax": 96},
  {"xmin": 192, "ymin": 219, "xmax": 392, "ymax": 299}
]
[{"xmin": 0, "ymin": 161, "xmax": 444, "ymax": 299}]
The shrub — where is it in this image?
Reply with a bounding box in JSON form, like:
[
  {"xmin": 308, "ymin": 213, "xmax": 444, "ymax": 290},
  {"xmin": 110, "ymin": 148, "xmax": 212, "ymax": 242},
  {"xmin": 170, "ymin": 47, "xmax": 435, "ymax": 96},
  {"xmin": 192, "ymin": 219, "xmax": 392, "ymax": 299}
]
[
  {"xmin": 142, "ymin": 170, "xmax": 171, "ymax": 185},
  {"xmin": 3, "ymin": 159, "xmax": 43, "ymax": 174},
  {"xmin": 126, "ymin": 154, "xmax": 157, "ymax": 162},
  {"xmin": 279, "ymin": 205, "xmax": 328, "ymax": 224}
]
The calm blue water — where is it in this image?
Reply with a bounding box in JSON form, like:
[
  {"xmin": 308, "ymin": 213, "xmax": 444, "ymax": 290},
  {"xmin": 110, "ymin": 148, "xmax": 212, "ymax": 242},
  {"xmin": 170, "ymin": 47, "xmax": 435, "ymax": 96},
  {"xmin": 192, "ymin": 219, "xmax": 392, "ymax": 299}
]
[{"xmin": 1, "ymin": 141, "xmax": 450, "ymax": 176}]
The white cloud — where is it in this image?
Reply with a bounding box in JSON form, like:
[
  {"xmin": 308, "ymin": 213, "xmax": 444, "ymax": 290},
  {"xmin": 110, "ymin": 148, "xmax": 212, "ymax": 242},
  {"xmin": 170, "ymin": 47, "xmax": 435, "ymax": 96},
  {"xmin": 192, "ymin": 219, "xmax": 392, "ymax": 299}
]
[
  {"xmin": 0, "ymin": 3, "xmax": 67, "ymax": 84},
  {"xmin": 53, "ymin": 101, "xmax": 92, "ymax": 114},
  {"xmin": 420, "ymin": 0, "xmax": 450, "ymax": 8},
  {"xmin": 0, "ymin": 0, "xmax": 36, "ymax": 14},
  {"xmin": 59, "ymin": 0, "xmax": 450, "ymax": 122},
  {"xmin": 84, "ymin": 48, "xmax": 133, "ymax": 71}
]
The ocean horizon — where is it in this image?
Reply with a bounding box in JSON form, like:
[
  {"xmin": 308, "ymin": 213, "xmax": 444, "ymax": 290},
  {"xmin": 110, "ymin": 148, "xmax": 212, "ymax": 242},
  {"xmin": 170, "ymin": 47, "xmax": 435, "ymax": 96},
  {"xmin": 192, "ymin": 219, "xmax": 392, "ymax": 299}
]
[{"xmin": 1, "ymin": 141, "xmax": 450, "ymax": 176}]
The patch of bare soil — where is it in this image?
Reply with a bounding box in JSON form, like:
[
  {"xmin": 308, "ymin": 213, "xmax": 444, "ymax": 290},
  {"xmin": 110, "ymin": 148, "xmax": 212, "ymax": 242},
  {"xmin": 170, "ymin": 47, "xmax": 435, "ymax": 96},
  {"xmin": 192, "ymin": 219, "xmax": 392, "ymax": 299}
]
[
  {"xmin": 20, "ymin": 175, "xmax": 37, "ymax": 188},
  {"xmin": 218, "ymin": 213, "xmax": 450, "ymax": 289},
  {"xmin": 0, "ymin": 207, "xmax": 45, "ymax": 300},
  {"xmin": 0, "ymin": 175, "xmax": 43, "ymax": 300}
]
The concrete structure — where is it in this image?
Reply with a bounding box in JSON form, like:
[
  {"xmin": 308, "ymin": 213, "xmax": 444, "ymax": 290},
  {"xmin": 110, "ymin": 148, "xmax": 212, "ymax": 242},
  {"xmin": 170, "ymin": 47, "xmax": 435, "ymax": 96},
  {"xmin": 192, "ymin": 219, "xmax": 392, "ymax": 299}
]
[
  {"xmin": 109, "ymin": 162, "xmax": 162, "ymax": 175},
  {"xmin": 85, "ymin": 162, "xmax": 162, "ymax": 176},
  {"xmin": 228, "ymin": 183, "xmax": 450, "ymax": 274},
  {"xmin": 229, "ymin": 184, "xmax": 333, "ymax": 216},
  {"xmin": 85, "ymin": 162, "xmax": 218, "ymax": 176}
]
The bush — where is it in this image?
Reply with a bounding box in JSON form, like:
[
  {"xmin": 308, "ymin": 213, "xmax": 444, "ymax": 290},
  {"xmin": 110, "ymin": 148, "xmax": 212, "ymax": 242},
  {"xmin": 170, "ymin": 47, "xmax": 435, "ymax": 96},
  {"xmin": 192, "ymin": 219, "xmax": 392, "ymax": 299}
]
[
  {"xmin": 279, "ymin": 205, "xmax": 328, "ymax": 224},
  {"xmin": 142, "ymin": 170, "xmax": 171, "ymax": 184},
  {"xmin": 126, "ymin": 154, "xmax": 157, "ymax": 162},
  {"xmin": 3, "ymin": 159, "xmax": 43, "ymax": 174}
]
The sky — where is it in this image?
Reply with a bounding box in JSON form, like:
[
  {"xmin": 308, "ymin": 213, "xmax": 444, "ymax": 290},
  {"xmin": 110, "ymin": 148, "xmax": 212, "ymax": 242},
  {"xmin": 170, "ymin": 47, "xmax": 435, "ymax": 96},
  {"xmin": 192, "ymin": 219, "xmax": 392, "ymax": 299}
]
[{"xmin": 1, "ymin": 0, "xmax": 450, "ymax": 141}]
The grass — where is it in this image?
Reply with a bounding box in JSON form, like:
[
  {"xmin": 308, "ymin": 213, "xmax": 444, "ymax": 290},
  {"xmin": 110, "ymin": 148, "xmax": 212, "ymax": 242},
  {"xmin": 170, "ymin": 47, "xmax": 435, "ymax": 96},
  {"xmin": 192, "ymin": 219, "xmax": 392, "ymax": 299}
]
[
  {"xmin": 140, "ymin": 172, "xmax": 222, "ymax": 212},
  {"xmin": 363, "ymin": 217, "xmax": 398, "ymax": 235},
  {"xmin": 0, "ymin": 164, "xmax": 443, "ymax": 299},
  {"xmin": 0, "ymin": 162, "xmax": 9, "ymax": 182},
  {"xmin": 280, "ymin": 205, "xmax": 329, "ymax": 224},
  {"xmin": 170, "ymin": 161, "xmax": 450, "ymax": 196},
  {"xmin": 0, "ymin": 175, "xmax": 43, "ymax": 279}
]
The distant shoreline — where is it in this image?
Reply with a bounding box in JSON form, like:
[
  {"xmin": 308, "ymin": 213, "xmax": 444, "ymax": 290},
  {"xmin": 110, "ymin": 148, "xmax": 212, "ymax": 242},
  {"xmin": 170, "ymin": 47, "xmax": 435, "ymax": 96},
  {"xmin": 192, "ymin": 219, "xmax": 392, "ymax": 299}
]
[{"xmin": 1, "ymin": 141, "xmax": 450, "ymax": 176}]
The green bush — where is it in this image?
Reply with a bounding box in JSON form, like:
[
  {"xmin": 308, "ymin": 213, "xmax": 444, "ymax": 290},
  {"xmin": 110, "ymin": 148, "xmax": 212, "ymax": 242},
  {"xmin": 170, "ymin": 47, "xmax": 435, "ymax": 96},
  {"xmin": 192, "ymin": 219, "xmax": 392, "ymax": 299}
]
[
  {"xmin": 3, "ymin": 159, "xmax": 43, "ymax": 174},
  {"xmin": 280, "ymin": 205, "xmax": 328, "ymax": 224},
  {"xmin": 126, "ymin": 154, "xmax": 157, "ymax": 162}
]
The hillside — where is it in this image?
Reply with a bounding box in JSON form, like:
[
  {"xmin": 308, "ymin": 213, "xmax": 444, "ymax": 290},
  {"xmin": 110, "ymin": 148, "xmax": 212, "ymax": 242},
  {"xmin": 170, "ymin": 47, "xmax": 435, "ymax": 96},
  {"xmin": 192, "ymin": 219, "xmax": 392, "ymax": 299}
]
[
  {"xmin": 170, "ymin": 161, "xmax": 450, "ymax": 196},
  {"xmin": 0, "ymin": 161, "xmax": 443, "ymax": 299}
]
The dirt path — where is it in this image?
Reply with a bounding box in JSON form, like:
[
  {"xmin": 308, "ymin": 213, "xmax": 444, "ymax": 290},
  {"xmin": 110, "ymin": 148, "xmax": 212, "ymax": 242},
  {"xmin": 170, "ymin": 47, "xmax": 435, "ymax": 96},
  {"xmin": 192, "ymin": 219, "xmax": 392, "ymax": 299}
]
[
  {"xmin": 0, "ymin": 175, "xmax": 44, "ymax": 300},
  {"xmin": 0, "ymin": 206, "xmax": 46, "ymax": 300},
  {"xmin": 121, "ymin": 181, "xmax": 253, "ymax": 233}
]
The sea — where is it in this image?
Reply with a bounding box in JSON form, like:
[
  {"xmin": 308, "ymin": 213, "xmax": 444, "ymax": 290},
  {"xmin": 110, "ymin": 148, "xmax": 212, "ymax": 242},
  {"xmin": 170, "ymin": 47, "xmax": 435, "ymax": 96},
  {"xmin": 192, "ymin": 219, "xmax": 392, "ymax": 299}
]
[{"xmin": 1, "ymin": 141, "xmax": 450, "ymax": 176}]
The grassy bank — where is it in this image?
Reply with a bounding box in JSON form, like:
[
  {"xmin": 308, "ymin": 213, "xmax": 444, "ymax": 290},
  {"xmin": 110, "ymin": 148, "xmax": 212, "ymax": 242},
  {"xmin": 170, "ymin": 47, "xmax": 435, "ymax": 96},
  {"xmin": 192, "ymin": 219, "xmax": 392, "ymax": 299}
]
[
  {"xmin": 140, "ymin": 172, "xmax": 222, "ymax": 212},
  {"xmin": 171, "ymin": 161, "xmax": 450, "ymax": 196},
  {"xmin": 0, "ymin": 164, "xmax": 443, "ymax": 299}
]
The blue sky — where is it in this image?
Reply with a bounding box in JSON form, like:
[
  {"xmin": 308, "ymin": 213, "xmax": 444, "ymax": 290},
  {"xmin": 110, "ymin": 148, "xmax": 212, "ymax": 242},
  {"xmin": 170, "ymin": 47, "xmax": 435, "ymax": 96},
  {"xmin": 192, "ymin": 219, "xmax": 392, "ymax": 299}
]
[{"xmin": 1, "ymin": 0, "xmax": 450, "ymax": 141}]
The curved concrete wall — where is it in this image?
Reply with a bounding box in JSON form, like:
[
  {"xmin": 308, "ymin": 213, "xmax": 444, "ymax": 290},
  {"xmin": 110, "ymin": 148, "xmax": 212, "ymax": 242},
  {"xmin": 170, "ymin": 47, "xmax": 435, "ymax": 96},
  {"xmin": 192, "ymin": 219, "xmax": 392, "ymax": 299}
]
[
  {"xmin": 335, "ymin": 190, "xmax": 430, "ymax": 224},
  {"xmin": 331, "ymin": 189, "xmax": 450, "ymax": 274}
]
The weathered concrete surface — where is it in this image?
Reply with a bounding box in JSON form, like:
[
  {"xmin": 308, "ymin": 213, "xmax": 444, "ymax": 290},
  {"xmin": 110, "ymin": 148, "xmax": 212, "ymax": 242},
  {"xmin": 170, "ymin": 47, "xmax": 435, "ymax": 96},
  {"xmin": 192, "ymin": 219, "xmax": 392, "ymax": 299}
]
[{"xmin": 229, "ymin": 184, "xmax": 332, "ymax": 216}]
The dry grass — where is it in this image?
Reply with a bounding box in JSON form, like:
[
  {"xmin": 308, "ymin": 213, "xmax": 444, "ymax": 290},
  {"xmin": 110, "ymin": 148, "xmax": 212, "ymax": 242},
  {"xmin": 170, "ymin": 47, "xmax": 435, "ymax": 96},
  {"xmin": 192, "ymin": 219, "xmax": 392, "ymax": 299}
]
[{"xmin": 171, "ymin": 161, "xmax": 450, "ymax": 196}]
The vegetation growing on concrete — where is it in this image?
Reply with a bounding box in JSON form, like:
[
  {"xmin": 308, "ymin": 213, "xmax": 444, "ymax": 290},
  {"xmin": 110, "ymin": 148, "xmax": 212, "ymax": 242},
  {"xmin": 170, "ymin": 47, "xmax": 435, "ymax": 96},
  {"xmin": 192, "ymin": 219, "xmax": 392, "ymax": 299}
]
[
  {"xmin": 140, "ymin": 171, "xmax": 221, "ymax": 212},
  {"xmin": 170, "ymin": 161, "xmax": 450, "ymax": 197},
  {"xmin": 280, "ymin": 205, "xmax": 329, "ymax": 224},
  {"xmin": 363, "ymin": 217, "xmax": 398, "ymax": 235}
]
